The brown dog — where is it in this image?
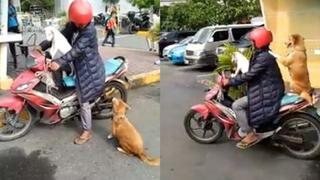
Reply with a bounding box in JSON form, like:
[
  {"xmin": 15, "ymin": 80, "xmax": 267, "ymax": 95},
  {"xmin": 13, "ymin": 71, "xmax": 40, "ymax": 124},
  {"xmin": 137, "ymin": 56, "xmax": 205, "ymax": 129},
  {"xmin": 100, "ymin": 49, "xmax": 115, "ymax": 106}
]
[
  {"xmin": 108, "ymin": 98, "xmax": 160, "ymax": 166},
  {"xmin": 278, "ymin": 34, "xmax": 313, "ymax": 104}
]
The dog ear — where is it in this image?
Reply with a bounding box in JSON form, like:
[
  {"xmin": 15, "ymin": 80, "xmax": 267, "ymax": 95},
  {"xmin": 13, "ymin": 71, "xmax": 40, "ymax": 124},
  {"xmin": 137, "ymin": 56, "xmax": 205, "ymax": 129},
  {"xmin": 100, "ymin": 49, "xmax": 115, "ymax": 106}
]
[
  {"xmin": 112, "ymin": 97, "xmax": 119, "ymax": 106},
  {"xmin": 118, "ymin": 99, "xmax": 131, "ymax": 110},
  {"xmin": 124, "ymin": 103, "xmax": 131, "ymax": 110},
  {"xmin": 291, "ymin": 34, "xmax": 300, "ymax": 45}
]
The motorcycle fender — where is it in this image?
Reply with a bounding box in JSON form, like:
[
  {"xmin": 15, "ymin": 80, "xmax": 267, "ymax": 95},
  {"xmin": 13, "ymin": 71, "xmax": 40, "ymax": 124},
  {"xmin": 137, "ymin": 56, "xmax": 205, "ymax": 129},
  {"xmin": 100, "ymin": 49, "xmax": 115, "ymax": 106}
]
[
  {"xmin": 108, "ymin": 78, "xmax": 129, "ymax": 89},
  {"xmin": 0, "ymin": 96, "xmax": 25, "ymax": 113},
  {"xmin": 191, "ymin": 104, "xmax": 209, "ymax": 119}
]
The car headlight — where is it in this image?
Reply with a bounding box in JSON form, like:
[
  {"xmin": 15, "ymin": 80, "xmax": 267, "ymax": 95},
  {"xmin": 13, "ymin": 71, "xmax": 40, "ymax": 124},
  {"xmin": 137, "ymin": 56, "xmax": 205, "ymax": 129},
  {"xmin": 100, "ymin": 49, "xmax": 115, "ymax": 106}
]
[
  {"xmin": 16, "ymin": 83, "xmax": 29, "ymax": 91},
  {"xmin": 194, "ymin": 51, "xmax": 205, "ymax": 56}
]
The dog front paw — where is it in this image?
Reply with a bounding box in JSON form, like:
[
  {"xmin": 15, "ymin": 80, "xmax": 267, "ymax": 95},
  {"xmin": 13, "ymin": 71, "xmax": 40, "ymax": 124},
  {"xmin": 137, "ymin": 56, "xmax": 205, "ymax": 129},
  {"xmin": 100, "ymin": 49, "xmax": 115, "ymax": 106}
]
[{"xmin": 107, "ymin": 134, "xmax": 113, "ymax": 140}]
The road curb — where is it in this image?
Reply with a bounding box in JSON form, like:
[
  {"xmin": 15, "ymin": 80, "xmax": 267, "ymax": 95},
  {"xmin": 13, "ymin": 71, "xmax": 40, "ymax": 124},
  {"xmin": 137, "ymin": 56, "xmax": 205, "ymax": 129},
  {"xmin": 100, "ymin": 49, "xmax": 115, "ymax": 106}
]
[
  {"xmin": 128, "ymin": 69, "xmax": 160, "ymax": 89},
  {"xmin": 136, "ymin": 31, "xmax": 149, "ymax": 38}
]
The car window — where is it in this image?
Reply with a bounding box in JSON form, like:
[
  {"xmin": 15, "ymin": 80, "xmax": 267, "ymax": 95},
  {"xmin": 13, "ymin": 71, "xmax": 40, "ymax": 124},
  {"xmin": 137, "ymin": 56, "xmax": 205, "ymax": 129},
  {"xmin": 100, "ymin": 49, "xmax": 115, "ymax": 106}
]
[
  {"xmin": 161, "ymin": 32, "xmax": 177, "ymax": 40},
  {"xmin": 192, "ymin": 28, "xmax": 212, "ymax": 44},
  {"xmin": 179, "ymin": 36, "xmax": 193, "ymax": 44},
  {"xmin": 231, "ymin": 28, "xmax": 253, "ymax": 40},
  {"xmin": 213, "ymin": 30, "xmax": 229, "ymax": 41},
  {"xmin": 177, "ymin": 32, "xmax": 195, "ymax": 39}
]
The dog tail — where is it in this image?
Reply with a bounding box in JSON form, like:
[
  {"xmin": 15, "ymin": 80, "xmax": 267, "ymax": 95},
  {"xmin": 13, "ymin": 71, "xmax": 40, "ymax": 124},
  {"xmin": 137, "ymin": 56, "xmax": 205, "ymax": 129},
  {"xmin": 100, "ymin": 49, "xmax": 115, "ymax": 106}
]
[{"xmin": 138, "ymin": 152, "xmax": 160, "ymax": 166}]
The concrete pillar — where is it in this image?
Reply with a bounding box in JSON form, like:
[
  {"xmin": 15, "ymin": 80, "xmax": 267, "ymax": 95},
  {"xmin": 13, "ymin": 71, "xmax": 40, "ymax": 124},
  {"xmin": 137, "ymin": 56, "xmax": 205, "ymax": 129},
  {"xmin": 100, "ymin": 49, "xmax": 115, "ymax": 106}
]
[{"xmin": 0, "ymin": 0, "xmax": 14, "ymax": 89}]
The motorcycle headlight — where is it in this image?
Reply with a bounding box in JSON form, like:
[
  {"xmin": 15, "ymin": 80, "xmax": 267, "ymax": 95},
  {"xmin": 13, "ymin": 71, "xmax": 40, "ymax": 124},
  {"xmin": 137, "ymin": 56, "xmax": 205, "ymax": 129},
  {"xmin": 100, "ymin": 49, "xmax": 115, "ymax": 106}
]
[{"xmin": 16, "ymin": 83, "xmax": 29, "ymax": 91}]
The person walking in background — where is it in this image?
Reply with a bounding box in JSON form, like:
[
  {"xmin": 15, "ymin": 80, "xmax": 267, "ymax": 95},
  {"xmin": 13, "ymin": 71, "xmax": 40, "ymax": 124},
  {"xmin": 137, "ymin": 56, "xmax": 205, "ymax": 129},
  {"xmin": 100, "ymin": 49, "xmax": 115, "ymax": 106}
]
[
  {"xmin": 8, "ymin": 0, "xmax": 22, "ymax": 69},
  {"xmin": 102, "ymin": 11, "xmax": 117, "ymax": 47},
  {"xmin": 147, "ymin": 13, "xmax": 160, "ymax": 52}
]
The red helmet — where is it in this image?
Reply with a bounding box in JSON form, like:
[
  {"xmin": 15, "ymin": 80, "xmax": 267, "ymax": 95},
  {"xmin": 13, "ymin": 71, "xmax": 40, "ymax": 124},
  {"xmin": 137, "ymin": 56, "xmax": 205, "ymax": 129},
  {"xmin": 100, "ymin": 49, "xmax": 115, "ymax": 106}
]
[
  {"xmin": 248, "ymin": 27, "xmax": 273, "ymax": 49},
  {"xmin": 68, "ymin": 0, "xmax": 93, "ymax": 27}
]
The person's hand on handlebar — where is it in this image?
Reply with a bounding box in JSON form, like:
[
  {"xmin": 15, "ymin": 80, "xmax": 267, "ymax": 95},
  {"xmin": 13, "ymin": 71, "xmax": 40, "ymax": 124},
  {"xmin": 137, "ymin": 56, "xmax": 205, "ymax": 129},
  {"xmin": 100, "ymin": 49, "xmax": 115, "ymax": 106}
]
[
  {"xmin": 221, "ymin": 78, "xmax": 230, "ymax": 87},
  {"xmin": 48, "ymin": 61, "xmax": 60, "ymax": 71},
  {"xmin": 216, "ymin": 74, "xmax": 230, "ymax": 87},
  {"xmin": 32, "ymin": 45, "xmax": 43, "ymax": 53}
]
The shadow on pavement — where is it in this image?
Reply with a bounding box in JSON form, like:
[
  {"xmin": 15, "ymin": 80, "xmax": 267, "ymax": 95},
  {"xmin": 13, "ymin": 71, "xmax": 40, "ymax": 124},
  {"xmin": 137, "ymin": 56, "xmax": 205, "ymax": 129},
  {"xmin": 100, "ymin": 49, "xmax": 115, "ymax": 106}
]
[{"xmin": 0, "ymin": 147, "xmax": 57, "ymax": 180}]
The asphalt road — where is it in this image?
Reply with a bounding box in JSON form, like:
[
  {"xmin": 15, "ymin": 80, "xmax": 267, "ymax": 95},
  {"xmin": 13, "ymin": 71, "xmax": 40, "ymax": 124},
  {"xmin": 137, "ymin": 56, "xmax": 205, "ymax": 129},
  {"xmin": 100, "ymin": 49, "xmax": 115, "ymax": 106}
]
[
  {"xmin": 160, "ymin": 62, "xmax": 320, "ymax": 180},
  {"xmin": 0, "ymin": 84, "xmax": 160, "ymax": 180}
]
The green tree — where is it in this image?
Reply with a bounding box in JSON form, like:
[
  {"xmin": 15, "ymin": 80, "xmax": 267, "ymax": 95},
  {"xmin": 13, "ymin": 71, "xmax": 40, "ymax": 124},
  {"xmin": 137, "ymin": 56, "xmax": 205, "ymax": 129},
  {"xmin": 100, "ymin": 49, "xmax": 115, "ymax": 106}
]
[
  {"xmin": 161, "ymin": 0, "xmax": 262, "ymax": 31},
  {"xmin": 127, "ymin": 0, "xmax": 159, "ymax": 13}
]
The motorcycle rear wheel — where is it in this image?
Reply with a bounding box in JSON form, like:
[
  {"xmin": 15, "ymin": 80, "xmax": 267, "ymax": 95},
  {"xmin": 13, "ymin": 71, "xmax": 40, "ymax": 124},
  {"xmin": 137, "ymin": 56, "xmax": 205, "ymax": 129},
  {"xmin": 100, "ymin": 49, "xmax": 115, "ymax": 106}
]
[
  {"xmin": 277, "ymin": 113, "xmax": 320, "ymax": 159},
  {"xmin": 0, "ymin": 106, "xmax": 34, "ymax": 141},
  {"xmin": 93, "ymin": 81, "xmax": 127, "ymax": 119},
  {"xmin": 184, "ymin": 110, "xmax": 224, "ymax": 144}
]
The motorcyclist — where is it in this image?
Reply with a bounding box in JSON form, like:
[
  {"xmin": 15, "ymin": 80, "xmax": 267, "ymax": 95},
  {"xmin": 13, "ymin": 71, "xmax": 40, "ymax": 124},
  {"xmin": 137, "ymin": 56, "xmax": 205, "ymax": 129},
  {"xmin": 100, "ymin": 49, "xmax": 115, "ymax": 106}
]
[
  {"xmin": 47, "ymin": 0, "xmax": 105, "ymax": 145},
  {"xmin": 222, "ymin": 27, "xmax": 285, "ymax": 149}
]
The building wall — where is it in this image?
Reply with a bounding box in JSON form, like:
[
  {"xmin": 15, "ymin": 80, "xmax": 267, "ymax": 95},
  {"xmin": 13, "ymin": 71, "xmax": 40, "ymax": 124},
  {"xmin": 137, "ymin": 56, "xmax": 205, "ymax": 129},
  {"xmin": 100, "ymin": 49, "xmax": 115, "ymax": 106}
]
[{"xmin": 260, "ymin": 0, "xmax": 320, "ymax": 87}]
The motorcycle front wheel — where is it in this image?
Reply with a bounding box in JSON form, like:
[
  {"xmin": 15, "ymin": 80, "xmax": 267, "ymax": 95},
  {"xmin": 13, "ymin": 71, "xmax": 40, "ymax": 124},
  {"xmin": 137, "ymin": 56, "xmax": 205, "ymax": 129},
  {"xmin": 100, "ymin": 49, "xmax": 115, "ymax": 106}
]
[
  {"xmin": 184, "ymin": 109, "xmax": 224, "ymax": 144},
  {"xmin": 276, "ymin": 113, "xmax": 320, "ymax": 159},
  {"xmin": 93, "ymin": 81, "xmax": 127, "ymax": 119},
  {"xmin": 0, "ymin": 106, "xmax": 34, "ymax": 141}
]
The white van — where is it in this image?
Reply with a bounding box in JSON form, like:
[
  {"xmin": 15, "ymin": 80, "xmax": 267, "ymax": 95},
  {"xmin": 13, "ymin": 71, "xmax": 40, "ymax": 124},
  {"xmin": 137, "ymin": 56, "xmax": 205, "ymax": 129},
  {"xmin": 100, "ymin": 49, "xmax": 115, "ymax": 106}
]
[{"xmin": 184, "ymin": 24, "xmax": 262, "ymax": 67}]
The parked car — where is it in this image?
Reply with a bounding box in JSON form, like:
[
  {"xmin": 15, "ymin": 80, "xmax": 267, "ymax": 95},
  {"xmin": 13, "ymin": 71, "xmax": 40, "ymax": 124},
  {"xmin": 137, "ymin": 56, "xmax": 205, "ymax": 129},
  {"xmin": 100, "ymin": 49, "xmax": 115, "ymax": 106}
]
[
  {"xmin": 163, "ymin": 36, "xmax": 193, "ymax": 58},
  {"xmin": 159, "ymin": 31, "xmax": 197, "ymax": 57},
  {"xmin": 184, "ymin": 24, "xmax": 263, "ymax": 67}
]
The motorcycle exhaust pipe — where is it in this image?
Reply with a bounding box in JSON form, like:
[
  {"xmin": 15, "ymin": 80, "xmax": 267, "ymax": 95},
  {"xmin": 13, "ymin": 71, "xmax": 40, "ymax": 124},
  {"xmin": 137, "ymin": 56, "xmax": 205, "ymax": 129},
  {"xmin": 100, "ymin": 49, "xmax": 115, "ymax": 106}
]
[{"xmin": 273, "ymin": 134, "xmax": 304, "ymax": 144}]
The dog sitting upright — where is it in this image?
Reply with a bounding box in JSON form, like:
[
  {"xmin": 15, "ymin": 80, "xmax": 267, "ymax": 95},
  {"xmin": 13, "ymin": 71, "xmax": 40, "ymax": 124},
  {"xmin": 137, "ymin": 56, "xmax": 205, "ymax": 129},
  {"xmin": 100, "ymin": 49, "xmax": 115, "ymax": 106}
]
[
  {"xmin": 108, "ymin": 98, "xmax": 160, "ymax": 166},
  {"xmin": 273, "ymin": 34, "xmax": 313, "ymax": 104}
]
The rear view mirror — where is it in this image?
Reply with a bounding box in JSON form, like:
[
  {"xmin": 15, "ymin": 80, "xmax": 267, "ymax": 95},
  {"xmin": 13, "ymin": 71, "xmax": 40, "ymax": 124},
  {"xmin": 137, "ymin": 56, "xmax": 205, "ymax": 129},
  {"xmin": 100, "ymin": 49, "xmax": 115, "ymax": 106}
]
[{"xmin": 208, "ymin": 37, "xmax": 214, "ymax": 42}]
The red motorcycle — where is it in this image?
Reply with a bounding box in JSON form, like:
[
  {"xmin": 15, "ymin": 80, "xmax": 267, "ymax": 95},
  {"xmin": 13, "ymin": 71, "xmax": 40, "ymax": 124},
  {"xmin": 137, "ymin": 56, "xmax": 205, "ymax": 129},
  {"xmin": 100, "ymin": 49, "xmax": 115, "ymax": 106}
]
[
  {"xmin": 184, "ymin": 72, "xmax": 320, "ymax": 159},
  {"xmin": 0, "ymin": 50, "xmax": 128, "ymax": 141}
]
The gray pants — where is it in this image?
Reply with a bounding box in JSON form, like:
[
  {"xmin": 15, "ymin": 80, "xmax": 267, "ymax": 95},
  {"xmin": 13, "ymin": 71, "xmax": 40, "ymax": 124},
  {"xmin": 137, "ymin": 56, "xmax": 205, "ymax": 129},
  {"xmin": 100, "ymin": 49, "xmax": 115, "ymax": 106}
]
[
  {"xmin": 80, "ymin": 102, "xmax": 92, "ymax": 130},
  {"xmin": 232, "ymin": 96, "xmax": 252, "ymax": 133}
]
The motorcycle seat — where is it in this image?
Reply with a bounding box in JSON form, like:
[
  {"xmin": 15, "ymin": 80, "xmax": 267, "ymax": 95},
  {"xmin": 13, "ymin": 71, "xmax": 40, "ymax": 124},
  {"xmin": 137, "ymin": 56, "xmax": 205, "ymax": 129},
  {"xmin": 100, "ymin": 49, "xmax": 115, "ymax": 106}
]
[
  {"xmin": 63, "ymin": 57, "xmax": 125, "ymax": 88},
  {"xmin": 280, "ymin": 93, "xmax": 304, "ymax": 106}
]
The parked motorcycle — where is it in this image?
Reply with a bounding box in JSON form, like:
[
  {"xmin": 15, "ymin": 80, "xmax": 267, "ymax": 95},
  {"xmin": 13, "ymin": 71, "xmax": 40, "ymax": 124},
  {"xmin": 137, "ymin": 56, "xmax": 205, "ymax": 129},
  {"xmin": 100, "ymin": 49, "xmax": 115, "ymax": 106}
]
[
  {"xmin": 127, "ymin": 11, "xmax": 151, "ymax": 34},
  {"xmin": 184, "ymin": 72, "xmax": 320, "ymax": 159},
  {"xmin": 94, "ymin": 13, "xmax": 109, "ymax": 26},
  {"xmin": 0, "ymin": 50, "xmax": 128, "ymax": 141}
]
